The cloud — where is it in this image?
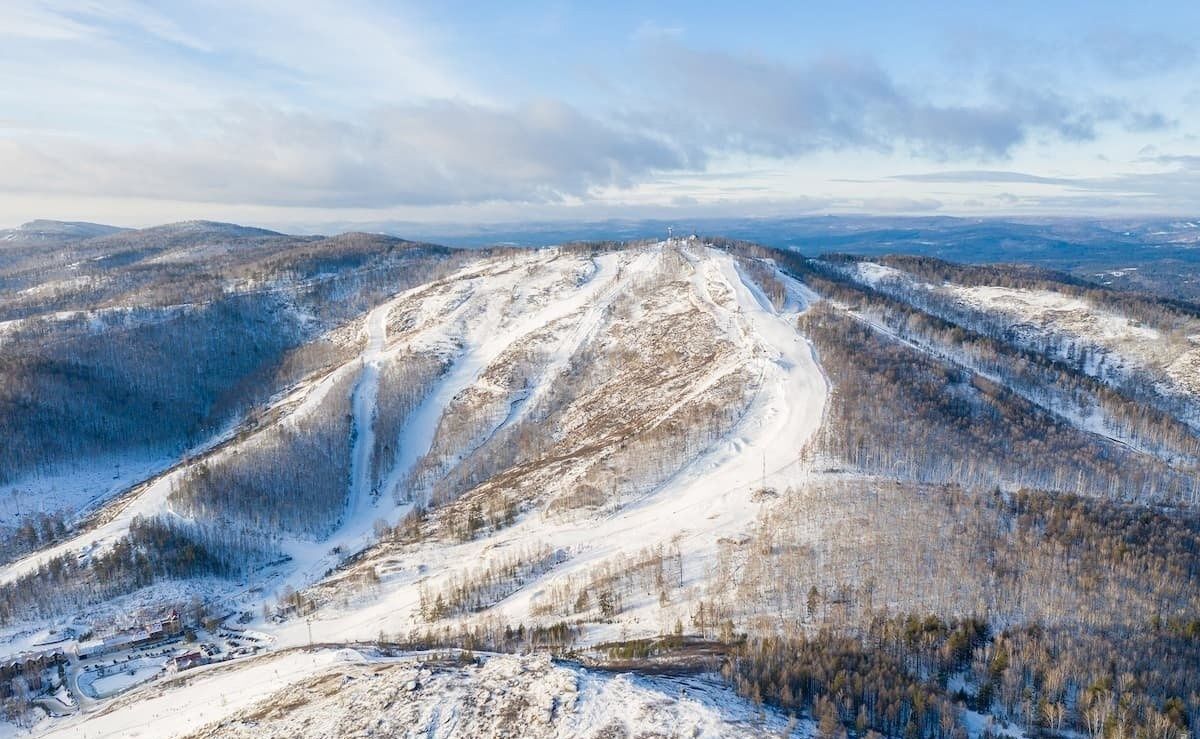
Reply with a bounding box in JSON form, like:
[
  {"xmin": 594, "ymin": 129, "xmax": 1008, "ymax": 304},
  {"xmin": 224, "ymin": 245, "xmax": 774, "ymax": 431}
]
[
  {"xmin": 892, "ymin": 158, "xmax": 1200, "ymax": 213},
  {"xmin": 1125, "ymin": 111, "xmax": 1174, "ymax": 132},
  {"xmin": 890, "ymin": 170, "xmax": 1077, "ymax": 186},
  {"xmin": 0, "ymin": 0, "xmax": 481, "ymax": 118},
  {"xmin": 631, "ymin": 20, "xmax": 683, "ymax": 42},
  {"xmin": 634, "ymin": 43, "xmax": 1153, "ymax": 161},
  {"xmin": 0, "ymin": 7, "xmax": 1192, "ymax": 219},
  {"xmin": 0, "ymin": 101, "xmax": 697, "ymax": 207},
  {"xmin": 1084, "ymin": 29, "xmax": 1197, "ymax": 78}
]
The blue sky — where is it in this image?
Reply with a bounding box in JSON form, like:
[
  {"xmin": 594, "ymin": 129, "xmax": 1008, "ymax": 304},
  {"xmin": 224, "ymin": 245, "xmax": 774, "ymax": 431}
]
[{"xmin": 1, "ymin": 0, "xmax": 1197, "ymax": 230}]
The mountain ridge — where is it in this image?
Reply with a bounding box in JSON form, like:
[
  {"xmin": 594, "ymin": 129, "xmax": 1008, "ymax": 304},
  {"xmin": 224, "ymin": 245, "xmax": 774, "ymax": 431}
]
[{"xmin": 0, "ymin": 230, "xmax": 1197, "ymax": 738}]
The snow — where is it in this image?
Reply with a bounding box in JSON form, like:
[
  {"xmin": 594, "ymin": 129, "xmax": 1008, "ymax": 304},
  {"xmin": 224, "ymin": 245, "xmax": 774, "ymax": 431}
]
[
  {"xmin": 960, "ymin": 708, "xmax": 1028, "ymax": 739},
  {"xmin": 836, "ymin": 303, "xmax": 1197, "ymax": 467},
  {"xmin": 373, "ymin": 250, "xmax": 606, "ymax": 503},
  {"xmin": 32, "ymin": 650, "xmax": 352, "ymax": 739},
  {"xmin": 0, "ymin": 220, "xmax": 122, "ymax": 243},
  {"xmin": 16, "ymin": 276, "xmax": 98, "ymax": 298},
  {"xmin": 69, "ymin": 650, "xmax": 810, "ymax": 739},
  {"xmin": 78, "ymin": 657, "xmax": 168, "ymax": 699},
  {"xmin": 274, "ymin": 250, "xmax": 625, "ymax": 591},
  {"xmin": 268, "ymin": 244, "xmax": 828, "ymax": 647},
  {"xmin": 0, "ymin": 410, "xmax": 244, "ymax": 587},
  {"xmin": 0, "ymin": 578, "xmax": 227, "ymax": 664},
  {"xmin": 946, "ymin": 283, "xmax": 1200, "ymax": 398},
  {"xmin": 845, "ymin": 261, "xmax": 1200, "ymax": 401},
  {"xmin": 853, "ymin": 261, "xmax": 909, "ymax": 287},
  {"xmin": 341, "ymin": 299, "xmax": 389, "ymax": 546},
  {"xmin": 0, "ymin": 304, "xmax": 200, "ymax": 346},
  {"xmin": 0, "ymin": 452, "xmax": 173, "ymax": 532},
  {"xmin": 948, "ymin": 284, "xmax": 1161, "ymax": 345},
  {"xmin": 5, "ymin": 244, "xmax": 831, "ymax": 736}
]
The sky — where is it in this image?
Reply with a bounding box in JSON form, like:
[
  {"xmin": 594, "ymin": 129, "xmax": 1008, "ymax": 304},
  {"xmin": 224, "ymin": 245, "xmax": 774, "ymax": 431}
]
[{"xmin": 1, "ymin": 0, "xmax": 1198, "ymax": 231}]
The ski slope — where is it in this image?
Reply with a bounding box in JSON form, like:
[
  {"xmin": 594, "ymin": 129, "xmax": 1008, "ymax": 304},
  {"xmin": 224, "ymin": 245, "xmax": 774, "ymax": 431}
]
[
  {"xmin": 4, "ymin": 243, "xmax": 828, "ymax": 736},
  {"xmin": 271, "ymin": 244, "xmax": 828, "ymax": 646}
]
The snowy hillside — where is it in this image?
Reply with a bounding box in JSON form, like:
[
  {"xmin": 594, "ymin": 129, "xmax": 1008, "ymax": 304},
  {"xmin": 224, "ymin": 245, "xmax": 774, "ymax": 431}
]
[
  {"xmin": 32, "ymin": 649, "xmax": 806, "ymax": 739},
  {"xmin": 844, "ymin": 258, "xmax": 1200, "ymax": 399},
  {"xmin": 268, "ymin": 242, "xmax": 826, "ymax": 648},
  {"xmin": 0, "ymin": 243, "xmax": 825, "ymax": 613},
  {"xmin": 0, "ymin": 221, "xmax": 126, "ymax": 244},
  {"xmin": 2, "ymin": 233, "xmax": 1198, "ymax": 739}
]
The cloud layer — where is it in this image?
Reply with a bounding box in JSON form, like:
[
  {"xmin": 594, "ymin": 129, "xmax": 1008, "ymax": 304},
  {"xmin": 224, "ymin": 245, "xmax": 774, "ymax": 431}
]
[
  {"xmin": 0, "ymin": 102, "xmax": 695, "ymax": 207},
  {"xmin": 0, "ymin": 2, "xmax": 1197, "ymax": 222}
]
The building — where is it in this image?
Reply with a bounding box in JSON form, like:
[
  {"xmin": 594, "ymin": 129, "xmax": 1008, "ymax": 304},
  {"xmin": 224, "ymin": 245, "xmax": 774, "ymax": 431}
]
[
  {"xmin": 167, "ymin": 651, "xmax": 205, "ymax": 673},
  {"xmin": 75, "ymin": 610, "xmax": 185, "ymax": 659},
  {"xmin": 146, "ymin": 610, "xmax": 182, "ymax": 640},
  {"xmin": 0, "ymin": 649, "xmax": 66, "ymax": 699}
]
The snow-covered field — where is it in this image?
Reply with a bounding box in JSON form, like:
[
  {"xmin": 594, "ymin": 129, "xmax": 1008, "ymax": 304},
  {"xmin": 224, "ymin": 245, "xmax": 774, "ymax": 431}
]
[
  {"xmin": 0, "ymin": 451, "xmax": 173, "ymax": 533},
  {"xmin": 0, "ymin": 304, "xmax": 201, "ymax": 347},
  {"xmin": 78, "ymin": 656, "xmax": 169, "ymax": 699},
  {"xmin": 27, "ymin": 650, "xmax": 353, "ymax": 739},
  {"xmin": 0, "ymin": 424, "xmax": 238, "ymax": 587},
  {"xmin": 188, "ymin": 652, "xmax": 811, "ymax": 739},
  {"xmin": 945, "ymin": 283, "xmax": 1200, "ymax": 390}
]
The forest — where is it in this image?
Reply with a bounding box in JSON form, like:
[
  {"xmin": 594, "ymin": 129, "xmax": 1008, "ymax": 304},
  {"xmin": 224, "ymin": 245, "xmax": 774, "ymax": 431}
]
[
  {"xmin": 817, "ymin": 253, "xmax": 1200, "ymax": 427},
  {"xmin": 0, "ymin": 514, "xmax": 270, "ymax": 624},
  {"xmin": 797, "ymin": 303, "xmax": 1195, "ymax": 501},
  {"xmin": 168, "ymin": 368, "xmax": 356, "ymax": 538}
]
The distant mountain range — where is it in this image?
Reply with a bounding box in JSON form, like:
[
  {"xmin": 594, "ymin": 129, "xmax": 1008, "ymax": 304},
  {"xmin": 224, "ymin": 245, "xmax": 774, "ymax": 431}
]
[{"xmin": 8, "ymin": 214, "xmax": 1199, "ymax": 300}]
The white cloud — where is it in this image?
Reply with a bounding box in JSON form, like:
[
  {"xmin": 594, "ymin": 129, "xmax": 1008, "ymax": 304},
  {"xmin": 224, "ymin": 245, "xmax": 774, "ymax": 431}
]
[
  {"xmin": 634, "ymin": 42, "xmax": 1159, "ymax": 160},
  {"xmin": 0, "ymin": 4, "xmax": 1196, "ymax": 224},
  {"xmin": 631, "ymin": 20, "xmax": 683, "ymax": 42},
  {"xmin": 0, "ymin": 101, "xmax": 694, "ymax": 207}
]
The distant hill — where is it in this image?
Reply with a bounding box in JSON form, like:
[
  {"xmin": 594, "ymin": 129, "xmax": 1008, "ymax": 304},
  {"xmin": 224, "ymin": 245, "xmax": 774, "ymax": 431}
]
[{"xmin": 0, "ymin": 219, "xmax": 127, "ymax": 244}]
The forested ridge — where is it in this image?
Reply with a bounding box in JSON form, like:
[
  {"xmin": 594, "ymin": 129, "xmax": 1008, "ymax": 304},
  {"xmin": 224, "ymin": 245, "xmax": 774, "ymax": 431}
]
[{"xmin": 700, "ymin": 242, "xmax": 1200, "ymax": 738}]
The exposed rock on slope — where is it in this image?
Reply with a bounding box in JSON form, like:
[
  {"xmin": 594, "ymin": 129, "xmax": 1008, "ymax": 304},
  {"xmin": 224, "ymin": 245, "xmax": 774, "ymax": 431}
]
[{"xmin": 182, "ymin": 652, "xmax": 802, "ymax": 739}]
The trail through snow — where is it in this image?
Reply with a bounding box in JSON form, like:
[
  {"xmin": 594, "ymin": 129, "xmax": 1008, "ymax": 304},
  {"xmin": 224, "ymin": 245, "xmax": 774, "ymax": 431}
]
[
  {"xmin": 283, "ymin": 297, "xmax": 390, "ymax": 584},
  {"xmin": 374, "ymin": 250, "xmax": 651, "ymax": 507},
  {"xmin": 274, "ymin": 249, "xmax": 650, "ymax": 592},
  {"xmin": 4, "ymin": 244, "xmax": 828, "ymax": 657},
  {"xmin": 272, "ymin": 245, "xmax": 828, "ymax": 646}
]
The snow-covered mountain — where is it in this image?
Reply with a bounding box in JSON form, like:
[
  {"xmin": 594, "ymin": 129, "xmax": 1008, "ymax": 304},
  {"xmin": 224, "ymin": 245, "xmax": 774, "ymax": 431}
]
[
  {"xmin": 0, "ymin": 220, "xmax": 126, "ymax": 245},
  {"xmin": 1, "ymin": 229, "xmax": 1197, "ymax": 738}
]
